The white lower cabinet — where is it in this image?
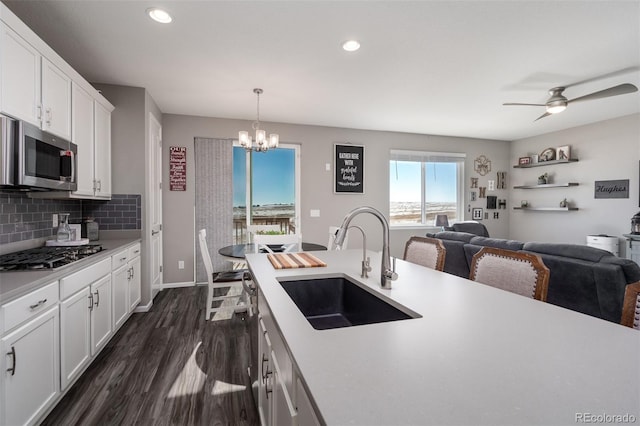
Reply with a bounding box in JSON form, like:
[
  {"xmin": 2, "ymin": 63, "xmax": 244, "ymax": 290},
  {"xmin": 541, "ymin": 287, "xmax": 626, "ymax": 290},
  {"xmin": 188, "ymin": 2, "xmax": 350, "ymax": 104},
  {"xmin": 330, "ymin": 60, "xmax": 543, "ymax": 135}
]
[
  {"xmin": 1, "ymin": 306, "xmax": 60, "ymax": 426},
  {"xmin": 257, "ymin": 292, "xmax": 321, "ymax": 426},
  {"xmin": 112, "ymin": 261, "xmax": 129, "ymax": 330},
  {"xmin": 111, "ymin": 243, "xmax": 141, "ymax": 332},
  {"xmin": 60, "ymin": 258, "xmax": 112, "ymax": 393},
  {"xmin": 128, "ymin": 254, "xmax": 141, "ymax": 311},
  {"xmin": 90, "ymin": 275, "xmax": 112, "ymax": 354},
  {"xmin": 59, "ymin": 287, "xmax": 91, "ymax": 390}
]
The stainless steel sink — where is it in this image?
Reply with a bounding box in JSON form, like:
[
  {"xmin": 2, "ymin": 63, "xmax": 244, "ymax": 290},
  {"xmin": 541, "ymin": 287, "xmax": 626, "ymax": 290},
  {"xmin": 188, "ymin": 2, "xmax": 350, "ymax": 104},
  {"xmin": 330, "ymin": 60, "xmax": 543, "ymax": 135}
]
[{"xmin": 278, "ymin": 275, "xmax": 420, "ymax": 330}]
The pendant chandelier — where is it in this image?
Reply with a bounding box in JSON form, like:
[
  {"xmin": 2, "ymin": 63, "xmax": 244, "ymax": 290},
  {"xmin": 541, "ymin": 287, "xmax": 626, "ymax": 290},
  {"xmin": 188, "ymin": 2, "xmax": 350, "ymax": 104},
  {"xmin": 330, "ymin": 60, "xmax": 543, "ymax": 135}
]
[{"xmin": 239, "ymin": 88, "xmax": 279, "ymax": 152}]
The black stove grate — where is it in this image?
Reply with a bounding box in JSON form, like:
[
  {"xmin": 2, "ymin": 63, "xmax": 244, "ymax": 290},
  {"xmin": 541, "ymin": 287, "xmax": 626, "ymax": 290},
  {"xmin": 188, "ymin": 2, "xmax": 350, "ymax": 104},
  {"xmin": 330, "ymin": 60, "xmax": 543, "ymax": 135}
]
[{"xmin": 0, "ymin": 245, "xmax": 103, "ymax": 271}]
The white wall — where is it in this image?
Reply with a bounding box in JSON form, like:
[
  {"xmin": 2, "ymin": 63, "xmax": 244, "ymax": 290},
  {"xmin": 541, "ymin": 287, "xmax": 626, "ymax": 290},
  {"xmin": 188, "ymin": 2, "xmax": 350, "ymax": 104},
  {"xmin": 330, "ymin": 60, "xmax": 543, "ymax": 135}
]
[
  {"xmin": 508, "ymin": 113, "xmax": 640, "ymax": 255},
  {"xmin": 161, "ymin": 114, "xmax": 511, "ymax": 284},
  {"xmin": 94, "ymin": 83, "xmax": 162, "ymax": 306}
]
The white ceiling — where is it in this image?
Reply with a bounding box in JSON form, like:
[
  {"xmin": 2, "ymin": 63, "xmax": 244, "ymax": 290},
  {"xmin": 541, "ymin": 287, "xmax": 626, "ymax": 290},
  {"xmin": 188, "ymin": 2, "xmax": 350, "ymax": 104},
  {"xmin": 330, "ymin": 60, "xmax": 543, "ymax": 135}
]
[{"xmin": 4, "ymin": 0, "xmax": 640, "ymax": 141}]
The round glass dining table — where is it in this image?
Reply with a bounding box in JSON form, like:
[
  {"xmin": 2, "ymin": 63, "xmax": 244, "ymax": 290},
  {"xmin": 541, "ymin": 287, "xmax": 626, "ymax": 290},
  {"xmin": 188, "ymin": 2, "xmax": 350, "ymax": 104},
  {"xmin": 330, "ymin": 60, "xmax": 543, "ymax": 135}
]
[{"xmin": 218, "ymin": 242, "xmax": 327, "ymax": 259}]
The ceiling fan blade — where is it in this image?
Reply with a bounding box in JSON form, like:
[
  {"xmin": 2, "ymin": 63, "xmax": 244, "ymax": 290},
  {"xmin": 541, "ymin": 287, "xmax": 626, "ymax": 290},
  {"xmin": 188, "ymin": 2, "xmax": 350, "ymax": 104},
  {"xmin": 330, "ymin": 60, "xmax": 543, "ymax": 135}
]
[
  {"xmin": 503, "ymin": 102, "xmax": 546, "ymax": 107},
  {"xmin": 534, "ymin": 112, "xmax": 551, "ymax": 121},
  {"xmin": 569, "ymin": 83, "xmax": 638, "ymax": 104}
]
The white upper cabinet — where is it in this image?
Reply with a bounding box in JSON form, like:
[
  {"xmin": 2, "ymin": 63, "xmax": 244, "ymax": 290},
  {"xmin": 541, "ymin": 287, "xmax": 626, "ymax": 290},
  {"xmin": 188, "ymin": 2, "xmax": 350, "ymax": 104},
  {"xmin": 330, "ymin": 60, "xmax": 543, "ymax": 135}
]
[
  {"xmin": 0, "ymin": 24, "xmax": 72, "ymax": 140},
  {"xmin": 94, "ymin": 100, "xmax": 111, "ymax": 198},
  {"xmin": 41, "ymin": 57, "xmax": 71, "ymax": 139},
  {"xmin": 71, "ymin": 82, "xmax": 95, "ymax": 197},
  {"xmin": 0, "ymin": 22, "xmax": 40, "ymax": 125},
  {"xmin": 2, "ymin": 3, "xmax": 114, "ymax": 200}
]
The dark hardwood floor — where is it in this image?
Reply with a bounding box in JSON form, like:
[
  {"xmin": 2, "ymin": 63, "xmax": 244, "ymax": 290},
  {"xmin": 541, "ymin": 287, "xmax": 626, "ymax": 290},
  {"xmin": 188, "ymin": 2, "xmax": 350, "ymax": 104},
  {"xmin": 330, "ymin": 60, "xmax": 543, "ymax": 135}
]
[{"xmin": 43, "ymin": 287, "xmax": 259, "ymax": 426}]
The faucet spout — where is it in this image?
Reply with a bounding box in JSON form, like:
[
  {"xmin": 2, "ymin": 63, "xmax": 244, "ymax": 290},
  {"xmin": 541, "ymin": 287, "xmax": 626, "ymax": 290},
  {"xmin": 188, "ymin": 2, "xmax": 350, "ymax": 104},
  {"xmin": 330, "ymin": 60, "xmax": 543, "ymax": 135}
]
[{"xmin": 335, "ymin": 206, "xmax": 397, "ymax": 288}]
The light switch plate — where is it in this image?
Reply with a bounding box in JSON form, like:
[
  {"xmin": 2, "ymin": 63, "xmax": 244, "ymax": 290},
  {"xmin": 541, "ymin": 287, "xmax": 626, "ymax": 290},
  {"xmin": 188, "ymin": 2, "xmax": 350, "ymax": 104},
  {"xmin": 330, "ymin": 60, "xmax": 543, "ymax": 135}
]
[
  {"xmin": 310, "ymin": 209, "xmax": 320, "ymax": 217},
  {"xmin": 325, "ymin": 163, "xmax": 331, "ymax": 171}
]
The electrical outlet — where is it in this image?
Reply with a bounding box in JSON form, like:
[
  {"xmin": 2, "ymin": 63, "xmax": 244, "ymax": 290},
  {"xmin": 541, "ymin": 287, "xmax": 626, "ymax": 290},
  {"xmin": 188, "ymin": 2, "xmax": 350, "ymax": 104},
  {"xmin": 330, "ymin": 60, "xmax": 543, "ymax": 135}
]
[
  {"xmin": 310, "ymin": 209, "xmax": 320, "ymax": 217},
  {"xmin": 325, "ymin": 163, "xmax": 331, "ymax": 171},
  {"xmin": 52, "ymin": 213, "xmax": 58, "ymax": 227},
  {"xmin": 178, "ymin": 260, "xmax": 185, "ymax": 270}
]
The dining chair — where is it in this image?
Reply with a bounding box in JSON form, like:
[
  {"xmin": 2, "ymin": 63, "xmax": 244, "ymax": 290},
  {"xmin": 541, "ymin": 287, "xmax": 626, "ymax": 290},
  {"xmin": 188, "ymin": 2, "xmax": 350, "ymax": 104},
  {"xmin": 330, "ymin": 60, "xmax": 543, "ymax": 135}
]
[
  {"xmin": 403, "ymin": 236, "xmax": 446, "ymax": 271},
  {"xmin": 253, "ymin": 233, "xmax": 302, "ymax": 254},
  {"xmin": 469, "ymin": 247, "xmax": 550, "ymax": 301},
  {"xmin": 327, "ymin": 226, "xmax": 350, "ymax": 250},
  {"xmin": 621, "ymin": 281, "xmax": 640, "ymax": 329},
  {"xmin": 247, "ymin": 224, "xmax": 282, "ymax": 243},
  {"xmin": 198, "ymin": 229, "xmax": 246, "ymax": 320}
]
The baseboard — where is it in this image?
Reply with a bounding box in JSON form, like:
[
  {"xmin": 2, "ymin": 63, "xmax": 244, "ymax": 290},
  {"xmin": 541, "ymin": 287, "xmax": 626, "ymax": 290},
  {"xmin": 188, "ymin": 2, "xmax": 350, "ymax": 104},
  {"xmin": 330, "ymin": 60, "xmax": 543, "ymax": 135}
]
[
  {"xmin": 134, "ymin": 299, "xmax": 153, "ymax": 313},
  {"xmin": 157, "ymin": 281, "xmax": 196, "ymax": 289}
]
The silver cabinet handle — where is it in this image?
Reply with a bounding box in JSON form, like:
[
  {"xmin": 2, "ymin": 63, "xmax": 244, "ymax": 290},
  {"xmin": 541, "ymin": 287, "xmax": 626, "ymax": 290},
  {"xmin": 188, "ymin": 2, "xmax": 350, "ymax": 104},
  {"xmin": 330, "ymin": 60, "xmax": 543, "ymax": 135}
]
[
  {"xmin": 120, "ymin": 256, "xmax": 127, "ymax": 262},
  {"xmin": 29, "ymin": 299, "xmax": 47, "ymax": 310},
  {"xmin": 131, "ymin": 267, "xmax": 134, "ymax": 280},
  {"xmin": 45, "ymin": 107, "xmax": 51, "ymax": 126},
  {"xmin": 152, "ymin": 230, "xmax": 160, "ymax": 236},
  {"xmin": 88, "ymin": 293, "xmax": 94, "ymax": 311},
  {"xmin": 133, "ymin": 249, "xmax": 140, "ymax": 254},
  {"xmin": 127, "ymin": 268, "xmax": 132, "ymax": 280},
  {"xmin": 261, "ymin": 354, "xmax": 269, "ymax": 384},
  {"xmin": 94, "ymin": 289, "xmax": 100, "ymax": 307},
  {"xmin": 6, "ymin": 346, "xmax": 16, "ymax": 376}
]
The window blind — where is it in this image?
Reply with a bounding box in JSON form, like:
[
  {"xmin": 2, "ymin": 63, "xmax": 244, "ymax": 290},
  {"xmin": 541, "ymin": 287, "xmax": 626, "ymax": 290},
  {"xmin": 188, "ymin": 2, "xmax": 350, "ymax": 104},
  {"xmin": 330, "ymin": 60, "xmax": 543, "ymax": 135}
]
[{"xmin": 390, "ymin": 150, "xmax": 466, "ymax": 163}]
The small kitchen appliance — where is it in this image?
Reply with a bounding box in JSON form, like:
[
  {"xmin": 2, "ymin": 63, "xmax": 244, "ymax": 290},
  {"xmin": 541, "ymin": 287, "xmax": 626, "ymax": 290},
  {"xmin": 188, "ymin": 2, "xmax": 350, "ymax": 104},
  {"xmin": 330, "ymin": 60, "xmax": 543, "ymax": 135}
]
[{"xmin": 632, "ymin": 211, "xmax": 640, "ymax": 235}]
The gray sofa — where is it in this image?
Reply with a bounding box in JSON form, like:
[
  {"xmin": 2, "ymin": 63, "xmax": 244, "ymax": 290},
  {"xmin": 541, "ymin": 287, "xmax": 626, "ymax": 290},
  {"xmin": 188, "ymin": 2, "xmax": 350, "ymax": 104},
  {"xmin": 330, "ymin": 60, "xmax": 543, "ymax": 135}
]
[{"xmin": 426, "ymin": 231, "xmax": 640, "ymax": 323}]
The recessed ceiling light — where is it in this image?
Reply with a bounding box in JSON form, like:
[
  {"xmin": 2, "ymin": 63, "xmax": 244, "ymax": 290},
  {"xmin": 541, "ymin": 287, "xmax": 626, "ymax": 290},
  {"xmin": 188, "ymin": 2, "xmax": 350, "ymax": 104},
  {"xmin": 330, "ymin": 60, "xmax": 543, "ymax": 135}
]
[
  {"xmin": 147, "ymin": 7, "xmax": 172, "ymax": 24},
  {"xmin": 342, "ymin": 40, "xmax": 361, "ymax": 52}
]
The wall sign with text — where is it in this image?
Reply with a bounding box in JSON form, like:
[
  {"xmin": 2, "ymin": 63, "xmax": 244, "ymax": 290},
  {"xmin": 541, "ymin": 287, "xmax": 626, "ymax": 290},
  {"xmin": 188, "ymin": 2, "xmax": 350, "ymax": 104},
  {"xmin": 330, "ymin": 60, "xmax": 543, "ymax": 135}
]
[
  {"xmin": 594, "ymin": 179, "xmax": 629, "ymax": 199},
  {"xmin": 334, "ymin": 144, "xmax": 364, "ymax": 194},
  {"xmin": 169, "ymin": 146, "xmax": 187, "ymax": 191}
]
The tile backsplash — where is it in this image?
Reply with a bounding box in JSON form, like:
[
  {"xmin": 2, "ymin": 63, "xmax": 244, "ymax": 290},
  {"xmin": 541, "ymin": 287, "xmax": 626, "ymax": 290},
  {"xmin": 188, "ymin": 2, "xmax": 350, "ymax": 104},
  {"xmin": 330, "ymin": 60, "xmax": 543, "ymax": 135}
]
[{"xmin": 0, "ymin": 193, "xmax": 141, "ymax": 244}]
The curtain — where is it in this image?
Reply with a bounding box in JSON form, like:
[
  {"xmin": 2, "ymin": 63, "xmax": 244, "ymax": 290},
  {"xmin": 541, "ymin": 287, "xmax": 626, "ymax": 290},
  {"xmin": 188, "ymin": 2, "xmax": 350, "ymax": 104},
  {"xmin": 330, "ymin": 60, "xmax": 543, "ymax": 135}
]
[{"xmin": 194, "ymin": 138, "xmax": 233, "ymax": 283}]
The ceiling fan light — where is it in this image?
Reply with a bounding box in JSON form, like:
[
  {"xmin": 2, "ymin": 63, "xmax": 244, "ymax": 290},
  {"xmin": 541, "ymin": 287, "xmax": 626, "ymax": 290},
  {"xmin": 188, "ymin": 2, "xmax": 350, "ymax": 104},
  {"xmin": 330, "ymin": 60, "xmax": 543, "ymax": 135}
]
[{"xmin": 546, "ymin": 101, "xmax": 567, "ymax": 114}]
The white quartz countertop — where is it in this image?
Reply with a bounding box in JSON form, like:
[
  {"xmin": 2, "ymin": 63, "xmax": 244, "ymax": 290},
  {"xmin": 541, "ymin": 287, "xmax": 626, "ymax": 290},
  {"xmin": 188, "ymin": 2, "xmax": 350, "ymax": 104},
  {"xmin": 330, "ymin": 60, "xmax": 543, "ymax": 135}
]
[
  {"xmin": 246, "ymin": 249, "xmax": 640, "ymax": 426},
  {"xmin": 0, "ymin": 238, "xmax": 141, "ymax": 303}
]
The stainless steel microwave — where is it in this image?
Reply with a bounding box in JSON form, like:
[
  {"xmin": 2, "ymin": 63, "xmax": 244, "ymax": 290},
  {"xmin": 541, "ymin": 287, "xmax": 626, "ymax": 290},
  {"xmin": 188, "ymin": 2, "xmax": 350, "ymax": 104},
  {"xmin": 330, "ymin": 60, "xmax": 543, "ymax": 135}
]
[{"xmin": 0, "ymin": 115, "xmax": 77, "ymax": 191}]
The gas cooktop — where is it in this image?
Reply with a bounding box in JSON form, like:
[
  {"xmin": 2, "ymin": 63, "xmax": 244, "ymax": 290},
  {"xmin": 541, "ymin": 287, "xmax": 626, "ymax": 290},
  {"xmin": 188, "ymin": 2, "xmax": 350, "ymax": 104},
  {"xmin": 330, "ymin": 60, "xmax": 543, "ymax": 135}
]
[{"xmin": 0, "ymin": 245, "xmax": 104, "ymax": 272}]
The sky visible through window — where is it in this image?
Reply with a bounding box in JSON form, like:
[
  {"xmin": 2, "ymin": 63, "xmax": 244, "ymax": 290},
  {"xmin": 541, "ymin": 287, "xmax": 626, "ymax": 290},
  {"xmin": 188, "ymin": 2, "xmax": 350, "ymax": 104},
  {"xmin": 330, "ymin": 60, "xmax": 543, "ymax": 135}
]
[
  {"xmin": 233, "ymin": 147, "xmax": 295, "ymax": 206},
  {"xmin": 390, "ymin": 161, "xmax": 457, "ymax": 202}
]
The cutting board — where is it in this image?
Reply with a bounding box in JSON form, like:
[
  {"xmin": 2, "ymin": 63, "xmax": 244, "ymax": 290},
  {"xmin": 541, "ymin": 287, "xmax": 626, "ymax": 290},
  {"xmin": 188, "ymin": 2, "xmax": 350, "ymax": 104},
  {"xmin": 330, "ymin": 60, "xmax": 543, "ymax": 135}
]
[
  {"xmin": 46, "ymin": 238, "xmax": 90, "ymax": 246},
  {"xmin": 267, "ymin": 252, "xmax": 327, "ymax": 269}
]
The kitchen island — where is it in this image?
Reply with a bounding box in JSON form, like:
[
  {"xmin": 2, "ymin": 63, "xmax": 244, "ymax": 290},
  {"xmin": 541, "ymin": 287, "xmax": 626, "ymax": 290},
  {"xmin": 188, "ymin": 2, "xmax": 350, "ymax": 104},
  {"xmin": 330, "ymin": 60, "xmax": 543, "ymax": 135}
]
[{"xmin": 246, "ymin": 249, "xmax": 640, "ymax": 426}]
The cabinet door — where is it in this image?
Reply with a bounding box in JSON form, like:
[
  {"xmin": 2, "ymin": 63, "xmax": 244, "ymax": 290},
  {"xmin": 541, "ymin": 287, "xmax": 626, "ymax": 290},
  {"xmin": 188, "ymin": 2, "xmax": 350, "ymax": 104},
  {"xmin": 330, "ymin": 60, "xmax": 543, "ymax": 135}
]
[
  {"xmin": 90, "ymin": 274, "xmax": 112, "ymax": 355},
  {"xmin": 128, "ymin": 256, "xmax": 141, "ymax": 312},
  {"xmin": 60, "ymin": 287, "xmax": 91, "ymax": 390},
  {"xmin": 112, "ymin": 265, "xmax": 129, "ymax": 331},
  {"xmin": 94, "ymin": 101, "xmax": 111, "ymax": 198},
  {"xmin": 41, "ymin": 57, "xmax": 71, "ymax": 139},
  {"xmin": 0, "ymin": 23, "xmax": 40, "ymax": 125},
  {"xmin": 258, "ymin": 318, "xmax": 273, "ymax": 426},
  {"xmin": 71, "ymin": 82, "xmax": 95, "ymax": 197},
  {"xmin": 272, "ymin": 351, "xmax": 298, "ymax": 426},
  {"xmin": 1, "ymin": 306, "xmax": 59, "ymax": 426},
  {"xmin": 295, "ymin": 378, "xmax": 321, "ymax": 426}
]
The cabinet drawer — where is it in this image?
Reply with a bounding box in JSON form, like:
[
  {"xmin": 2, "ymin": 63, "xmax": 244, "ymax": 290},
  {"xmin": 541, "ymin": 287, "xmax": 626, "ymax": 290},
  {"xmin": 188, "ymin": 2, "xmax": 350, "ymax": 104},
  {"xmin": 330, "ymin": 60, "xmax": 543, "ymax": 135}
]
[
  {"xmin": 127, "ymin": 243, "xmax": 141, "ymax": 259},
  {"xmin": 1, "ymin": 281, "xmax": 59, "ymax": 333},
  {"xmin": 60, "ymin": 258, "xmax": 111, "ymax": 299},
  {"xmin": 111, "ymin": 249, "xmax": 128, "ymax": 270}
]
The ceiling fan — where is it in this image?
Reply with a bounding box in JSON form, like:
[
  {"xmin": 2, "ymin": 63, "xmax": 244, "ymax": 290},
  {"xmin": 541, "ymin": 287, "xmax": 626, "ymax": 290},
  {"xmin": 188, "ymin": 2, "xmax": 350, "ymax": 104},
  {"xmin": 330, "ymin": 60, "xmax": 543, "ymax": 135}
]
[{"xmin": 503, "ymin": 83, "xmax": 638, "ymax": 121}]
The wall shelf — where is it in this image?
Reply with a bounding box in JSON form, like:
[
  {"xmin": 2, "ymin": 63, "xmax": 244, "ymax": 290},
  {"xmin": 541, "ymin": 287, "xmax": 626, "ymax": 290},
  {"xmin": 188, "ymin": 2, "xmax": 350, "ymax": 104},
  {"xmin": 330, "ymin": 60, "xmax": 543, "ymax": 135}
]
[
  {"xmin": 513, "ymin": 207, "xmax": 579, "ymax": 211},
  {"xmin": 513, "ymin": 159, "xmax": 579, "ymax": 168},
  {"xmin": 513, "ymin": 183, "xmax": 579, "ymax": 189}
]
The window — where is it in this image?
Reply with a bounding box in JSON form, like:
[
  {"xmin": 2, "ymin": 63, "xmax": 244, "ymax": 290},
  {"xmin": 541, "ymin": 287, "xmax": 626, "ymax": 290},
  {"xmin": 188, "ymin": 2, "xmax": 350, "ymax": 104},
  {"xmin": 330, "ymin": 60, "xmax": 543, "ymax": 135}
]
[
  {"xmin": 389, "ymin": 150, "xmax": 465, "ymax": 227},
  {"xmin": 233, "ymin": 144, "xmax": 300, "ymax": 243}
]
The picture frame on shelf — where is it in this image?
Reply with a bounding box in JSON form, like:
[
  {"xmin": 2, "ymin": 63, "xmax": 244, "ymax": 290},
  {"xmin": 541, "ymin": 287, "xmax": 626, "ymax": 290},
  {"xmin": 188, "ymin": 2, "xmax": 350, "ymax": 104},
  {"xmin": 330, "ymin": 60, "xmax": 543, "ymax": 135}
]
[
  {"xmin": 472, "ymin": 208, "xmax": 483, "ymax": 220},
  {"xmin": 556, "ymin": 145, "xmax": 570, "ymax": 160},
  {"xmin": 539, "ymin": 147, "xmax": 556, "ymax": 162},
  {"xmin": 518, "ymin": 156, "xmax": 531, "ymax": 166}
]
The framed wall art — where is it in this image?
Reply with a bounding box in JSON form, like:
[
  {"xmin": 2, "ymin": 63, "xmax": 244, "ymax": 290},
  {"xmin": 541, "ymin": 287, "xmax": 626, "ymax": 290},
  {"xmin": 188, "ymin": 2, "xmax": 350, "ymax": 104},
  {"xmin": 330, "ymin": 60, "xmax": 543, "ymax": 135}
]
[
  {"xmin": 472, "ymin": 208, "xmax": 483, "ymax": 220},
  {"xmin": 334, "ymin": 143, "xmax": 364, "ymax": 194}
]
